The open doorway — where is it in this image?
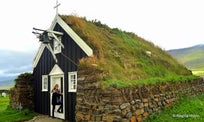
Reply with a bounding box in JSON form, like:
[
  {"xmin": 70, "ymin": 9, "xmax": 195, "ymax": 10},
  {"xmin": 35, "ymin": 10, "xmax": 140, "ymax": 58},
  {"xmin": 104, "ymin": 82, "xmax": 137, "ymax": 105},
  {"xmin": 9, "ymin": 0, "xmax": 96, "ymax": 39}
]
[{"xmin": 50, "ymin": 75, "xmax": 65, "ymax": 119}]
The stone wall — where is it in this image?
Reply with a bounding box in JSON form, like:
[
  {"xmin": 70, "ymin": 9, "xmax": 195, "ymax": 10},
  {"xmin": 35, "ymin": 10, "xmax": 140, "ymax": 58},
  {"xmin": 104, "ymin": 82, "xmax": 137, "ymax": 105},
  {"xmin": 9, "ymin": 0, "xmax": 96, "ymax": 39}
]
[
  {"xmin": 10, "ymin": 73, "xmax": 34, "ymax": 110},
  {"xmin": 76, "ymin": 69, "xmax": 204, "ymax": 122}
]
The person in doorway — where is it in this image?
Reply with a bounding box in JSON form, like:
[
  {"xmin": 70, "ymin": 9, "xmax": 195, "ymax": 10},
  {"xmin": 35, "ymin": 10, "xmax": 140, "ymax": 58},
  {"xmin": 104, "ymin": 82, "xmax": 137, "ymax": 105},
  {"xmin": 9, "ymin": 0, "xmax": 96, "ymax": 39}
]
[{"xmin": 51, "ymin": 84, "xmax": 63, "ymax": 118}]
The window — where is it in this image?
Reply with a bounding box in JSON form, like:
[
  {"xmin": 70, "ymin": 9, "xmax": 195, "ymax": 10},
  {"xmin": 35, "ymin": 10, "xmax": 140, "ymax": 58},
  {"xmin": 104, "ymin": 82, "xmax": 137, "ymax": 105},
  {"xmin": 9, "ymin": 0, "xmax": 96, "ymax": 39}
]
[
  {"xmin": 68, "ymin": 72, "xmax": 77, "ymax": 92},
  {"xmin": 53, "ymin": 37, "xmax": 62, "ymax": 54},
  {"xmin": 42, "ymin": 75, "xmax": 48, "ymax": 91}
]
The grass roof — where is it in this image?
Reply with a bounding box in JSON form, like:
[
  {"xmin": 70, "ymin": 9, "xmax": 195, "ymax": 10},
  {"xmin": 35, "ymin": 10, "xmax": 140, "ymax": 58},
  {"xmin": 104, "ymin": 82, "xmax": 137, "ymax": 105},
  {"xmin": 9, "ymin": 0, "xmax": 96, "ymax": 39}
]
[{"xmin": 60, "ymin": 15, "xmax": 193, "ymax": 87}]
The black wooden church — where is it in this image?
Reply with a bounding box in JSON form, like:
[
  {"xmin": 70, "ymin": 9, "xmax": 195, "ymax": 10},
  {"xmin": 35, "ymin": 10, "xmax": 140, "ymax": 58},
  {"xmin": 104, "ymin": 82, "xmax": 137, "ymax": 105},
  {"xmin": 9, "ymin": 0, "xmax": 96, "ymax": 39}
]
[{"xmin": 32, "ymin": 15, "xmax": 93, "ymax": 121}]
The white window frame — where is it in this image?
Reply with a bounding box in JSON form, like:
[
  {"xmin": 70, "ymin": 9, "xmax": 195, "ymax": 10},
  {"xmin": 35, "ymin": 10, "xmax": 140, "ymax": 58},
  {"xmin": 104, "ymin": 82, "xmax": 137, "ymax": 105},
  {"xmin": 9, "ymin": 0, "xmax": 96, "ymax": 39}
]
[
  {"xmin": 53, "ymin": 37, "xmax": 62, "ymax": 54},
  {"xmin": 42, "ymin": 75, "xmax": 48, "ymax": 92},
  {"xmin": 68, "ymin": 72, "xmax": 77, "ymax": 92}
]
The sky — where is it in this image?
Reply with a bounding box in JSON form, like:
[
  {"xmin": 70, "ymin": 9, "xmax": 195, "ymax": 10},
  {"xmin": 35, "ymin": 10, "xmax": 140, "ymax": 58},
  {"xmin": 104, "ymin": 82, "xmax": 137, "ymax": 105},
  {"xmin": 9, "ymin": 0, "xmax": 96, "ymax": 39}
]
[
  {"xmin": 0, "ymin": 0, "xmax": 204, "ymax": 52},
  {"xmin": 0, "ymin": 0, "xmax": 204, "ymax": 80}
]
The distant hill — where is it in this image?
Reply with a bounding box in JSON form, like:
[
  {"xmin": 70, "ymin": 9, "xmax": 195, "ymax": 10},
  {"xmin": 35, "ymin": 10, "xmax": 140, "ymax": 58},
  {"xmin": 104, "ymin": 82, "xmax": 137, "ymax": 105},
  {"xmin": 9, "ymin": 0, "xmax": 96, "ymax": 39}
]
[
  {"xmin": 0, "ymin": 79, "xmax": 14, "ymax": 85},
  {"xmin": 61, "ymin": 15, "xmax": 192, "ymax": 82},
  {"xmin": 168, "ymin": 44, "xmax": 204, "ymax": 71},
  {"xmin": 0, "ymin": 79, "xmax": 15, "ymax": 90}
]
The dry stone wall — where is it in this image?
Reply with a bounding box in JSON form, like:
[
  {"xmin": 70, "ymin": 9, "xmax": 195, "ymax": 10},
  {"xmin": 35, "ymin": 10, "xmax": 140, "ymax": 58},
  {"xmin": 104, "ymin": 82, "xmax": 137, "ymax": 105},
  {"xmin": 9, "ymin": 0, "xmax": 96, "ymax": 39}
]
[
  {"xmin": 76, "ymin": 69, "xmax": 204, "ymax": 122},
  {"xmin": 10, "ymin": 73, "xmax": 34, "ymax": 110}
]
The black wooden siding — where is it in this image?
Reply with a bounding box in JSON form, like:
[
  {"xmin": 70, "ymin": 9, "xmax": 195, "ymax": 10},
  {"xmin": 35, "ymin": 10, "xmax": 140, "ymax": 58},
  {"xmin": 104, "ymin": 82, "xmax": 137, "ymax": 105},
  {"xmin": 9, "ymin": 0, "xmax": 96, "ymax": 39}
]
[
  {"xmin": 33, "ymin": 22, "xmax": 88, "ymax": 122},
  {"xmin": 33, "ymin": 47, "xmax": 54, "ymax": 115}
]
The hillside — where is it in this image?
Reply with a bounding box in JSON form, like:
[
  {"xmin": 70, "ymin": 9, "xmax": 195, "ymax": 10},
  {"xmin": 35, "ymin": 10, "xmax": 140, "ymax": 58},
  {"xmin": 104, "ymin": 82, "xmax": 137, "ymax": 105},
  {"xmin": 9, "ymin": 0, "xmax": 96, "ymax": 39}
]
[
  {"xmin": 168, "ymin": 44, "xmax": 204, "ymax": 76},
  {"xmin": 0, "ymin": 79, "xmax": 14, "ymax": 90},
  {"xmin": 168, "ymin": 44, "xmax": 204, "ymax": 70},
  {"xmin": 61, "ymin": 15, "xmax": 192, "ymax": 85}
]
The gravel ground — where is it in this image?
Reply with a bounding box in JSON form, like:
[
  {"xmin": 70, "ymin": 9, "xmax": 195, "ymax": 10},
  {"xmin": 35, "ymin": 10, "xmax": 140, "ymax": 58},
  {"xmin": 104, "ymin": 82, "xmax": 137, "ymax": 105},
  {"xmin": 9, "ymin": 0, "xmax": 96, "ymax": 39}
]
[{"xmin": 25, "ymin": 115, "xmax": 64, "ymax": 122}]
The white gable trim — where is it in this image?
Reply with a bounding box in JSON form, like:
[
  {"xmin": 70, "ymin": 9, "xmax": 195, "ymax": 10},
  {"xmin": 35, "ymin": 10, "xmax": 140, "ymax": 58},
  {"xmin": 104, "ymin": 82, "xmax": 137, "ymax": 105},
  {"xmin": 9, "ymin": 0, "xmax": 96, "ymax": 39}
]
[
  {"xmin": 50, "ymin": 15, "xmax": 93, "ymax": 57},
  {"xmin": 33, "ymin": 44, "xmax": 45, "ymax": 68},
  {"xmin": 33, "ymin": 15, "xmax": 93, "ymax": 68},
  {"xmin": 49, "ymin": 64, "xmax": 64, "ymax": 76}
]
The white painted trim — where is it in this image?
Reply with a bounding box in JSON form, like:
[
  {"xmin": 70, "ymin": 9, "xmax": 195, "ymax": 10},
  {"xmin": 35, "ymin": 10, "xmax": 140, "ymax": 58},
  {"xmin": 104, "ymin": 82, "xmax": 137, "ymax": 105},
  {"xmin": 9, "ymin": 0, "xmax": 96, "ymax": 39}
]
[
  {"xmin": 45, "ymin": 44, "xmax": 58, "ymax": 63},
  {"xmin": 41, "ymin": 89, "xmax": 48, "ymax": 92},
  {"xmin": 49, "ymin": 64, "xmax": 64, "ymax": 76},
  {"xmin": 50, "ymin": 15, "xmax": 93, "ymax": 56},
  {"xmin": 68, "ymin": 71, "xmax": 77, "ymax": 92},
  {"xmin": 49, "ymin": 64, "xmax": 65, "ymax": 119},
  {"xmin": 53, "ymin": 36, "xmax": 62, "ymax": 54},
  {"xmin": 49, "ymin": 15, "xmax": 58, "ymax": 30},
  {"xmin": 33, "ymin": 15, "xmax": 93, "ymax": 68},
  {"xmin": 50, "ymin": 74, "xmax": 65, "ymax": 119},
  {"xmin": 41, "ymin": 75, "xmax": 48, "ymax": 92},
  {"xmin": 33, "ymin": 44, "xmax": 45, "ymax": 68}
]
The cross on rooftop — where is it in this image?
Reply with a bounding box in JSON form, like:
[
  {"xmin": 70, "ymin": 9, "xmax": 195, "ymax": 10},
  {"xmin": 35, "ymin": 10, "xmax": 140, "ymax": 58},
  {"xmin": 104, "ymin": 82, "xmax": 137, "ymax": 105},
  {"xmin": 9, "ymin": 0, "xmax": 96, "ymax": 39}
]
[{"xmin": 54, "ymin": 0, "xmax": 61, "ymax": 15}]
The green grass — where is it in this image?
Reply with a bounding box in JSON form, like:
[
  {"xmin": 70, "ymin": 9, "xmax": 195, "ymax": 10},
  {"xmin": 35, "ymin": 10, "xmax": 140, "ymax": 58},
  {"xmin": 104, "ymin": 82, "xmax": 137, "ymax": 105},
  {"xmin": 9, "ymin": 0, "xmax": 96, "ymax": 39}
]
[
  {"xmin": 144, "ymin": 94, "xmax": 204, "ymax": 122},
  {"xmin": 192, "ymin": 69, "xmax": 204, "ymax": 76},
  {"xmin": 103, "ymin": 75, "xmax": 198, "ymax": 88},
  {"xmin": 61, "ymin": 15, "xmax": 193, "ymax": 87},
  {"xmin": 0, "ymin": 96, "xmax": 37, "ymax": 122},
  {"xmin": 169, "ymin": 45, "xmax": 204, "ymax": 73},
  {"xmin": 0, "ymin": 96, "xmax": 9, "ymax": 112}
]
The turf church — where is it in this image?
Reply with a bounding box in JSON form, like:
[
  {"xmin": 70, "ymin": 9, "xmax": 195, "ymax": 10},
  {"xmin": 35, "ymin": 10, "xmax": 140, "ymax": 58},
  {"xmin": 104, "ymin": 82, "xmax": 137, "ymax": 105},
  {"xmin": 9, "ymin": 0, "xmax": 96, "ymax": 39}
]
[{"xmin": 32, "ymin": 2, "xmax": 93, "ymax": 121}]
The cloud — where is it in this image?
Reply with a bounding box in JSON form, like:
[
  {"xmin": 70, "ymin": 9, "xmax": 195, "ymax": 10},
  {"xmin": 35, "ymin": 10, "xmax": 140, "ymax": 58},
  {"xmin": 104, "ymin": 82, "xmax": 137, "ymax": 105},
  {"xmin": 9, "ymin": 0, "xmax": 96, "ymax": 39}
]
[
  {"xmin": 0, "ymin": 70, "xmax": 19, "ymax": 77},
  {"xmin": 0, "ymin": 49, "xmax": 35, "ymax": 81}
]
